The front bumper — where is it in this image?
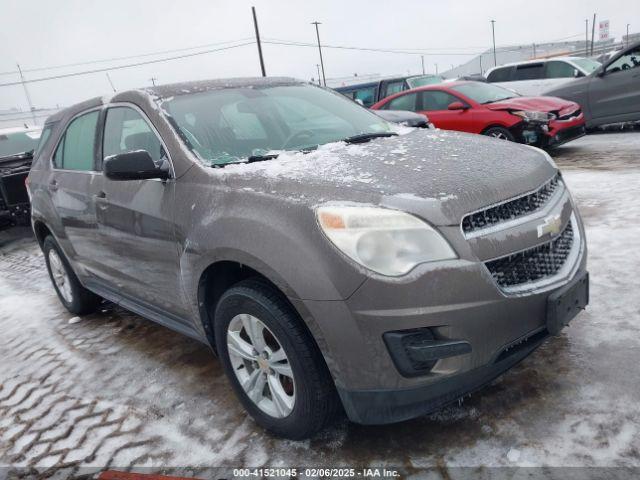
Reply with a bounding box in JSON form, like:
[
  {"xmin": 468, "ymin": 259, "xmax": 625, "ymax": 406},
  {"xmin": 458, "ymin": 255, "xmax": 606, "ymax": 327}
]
[
  {"xmin": 338, "ymin": 326, "xmax": 547, "ymax": 424},
  {"xmin": 295, "ymin": 178, "xmax": 588, "ymax": 425},
  {"xmin": 512, "ymin": 113, "xmax": 586, "ymax": 148}
]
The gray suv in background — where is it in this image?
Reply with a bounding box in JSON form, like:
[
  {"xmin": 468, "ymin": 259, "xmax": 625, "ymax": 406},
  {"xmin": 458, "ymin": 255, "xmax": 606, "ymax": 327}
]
[{"xmin": 28, "ymin": 78, "xmax": 589, "ymax": 439}]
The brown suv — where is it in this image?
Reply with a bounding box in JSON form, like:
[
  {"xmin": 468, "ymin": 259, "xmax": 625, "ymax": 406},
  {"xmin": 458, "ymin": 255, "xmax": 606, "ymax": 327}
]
[{"xmin": 28, "ymin": 78, "xmax": 588, "ymax": 439}]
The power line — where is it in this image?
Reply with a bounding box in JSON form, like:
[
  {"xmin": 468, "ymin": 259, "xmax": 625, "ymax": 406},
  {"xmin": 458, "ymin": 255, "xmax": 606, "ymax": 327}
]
[
  {"xmin": 0, "ymin": 38, "xmax": 254, "ymax": 77},
  {"xmin": 262, "ymin": 39, "xmax": 480, "ymax": 56},
  {"xmin": 0, "ymin": 42, "xmax": 255, "ymax": 88}
]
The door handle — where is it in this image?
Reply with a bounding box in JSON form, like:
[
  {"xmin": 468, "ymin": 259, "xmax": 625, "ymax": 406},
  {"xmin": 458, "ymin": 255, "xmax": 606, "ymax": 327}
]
[
  {"xmin": 95, "ymin": 191, "xmax": 107, "ymax": 199},
  {"xmin": 48, "ymin": 180, "xmax": 58, "ymax": 191}
]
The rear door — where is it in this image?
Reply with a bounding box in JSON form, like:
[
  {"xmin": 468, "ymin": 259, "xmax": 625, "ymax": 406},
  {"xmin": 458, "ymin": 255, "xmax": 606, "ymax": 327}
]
[
  {"xmin": 417, "ymin": 90, "xmax": 476, "ymax": 132},
  {"xmin": 48, "ymin": 109, "xmax": 106, "ymax": 276},
  {"xmin": 94, "ymin": 104, "xmax": 186, "ymax": 317},
  {"xmin": 588, "ymin": 45, "xmax": 640, "ymax": 124}
]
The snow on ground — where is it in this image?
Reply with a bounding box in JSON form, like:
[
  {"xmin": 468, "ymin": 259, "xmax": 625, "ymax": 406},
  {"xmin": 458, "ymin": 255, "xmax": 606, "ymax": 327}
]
[{"xmin": 0, "ymin": 132, "xmax": 639, "ymax": 476}]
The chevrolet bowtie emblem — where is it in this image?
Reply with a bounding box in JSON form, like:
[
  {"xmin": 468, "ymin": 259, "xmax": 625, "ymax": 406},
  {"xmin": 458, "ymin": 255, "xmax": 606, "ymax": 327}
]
[{"xmin": 537, "ymin": 214, "xmax": 562, "ymax": 238}]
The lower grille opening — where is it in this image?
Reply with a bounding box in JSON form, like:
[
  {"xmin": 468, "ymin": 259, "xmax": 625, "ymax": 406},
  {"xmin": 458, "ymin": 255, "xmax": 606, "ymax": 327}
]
[
  {"xmin": 495, "ymin": 329, "xmax": 548, "ymax": 363},
  {"xmin": 485, "ymin": 220, "xmax": 574, "ymax": 289}
]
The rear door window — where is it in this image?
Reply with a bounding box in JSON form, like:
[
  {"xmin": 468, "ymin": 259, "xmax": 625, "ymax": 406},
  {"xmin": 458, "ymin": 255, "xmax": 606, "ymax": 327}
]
[
  {"xmin": 53, "ymin": 110, "xmax": 99, "ymax": 170},
  {"xmin": 383, "ymin": 92, "xmax": 419, "ymax": 111},
  {"xmin": 382, "ymin": 80, "xmax": 406, "ymax": 98},
  {"xmin": 513, "ymin": 63, "xmax": 545, "ymax": 80}
]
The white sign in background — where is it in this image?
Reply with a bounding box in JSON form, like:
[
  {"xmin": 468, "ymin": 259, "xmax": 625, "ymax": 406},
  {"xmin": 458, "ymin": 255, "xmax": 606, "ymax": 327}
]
[{"xmin": 599, "ymin": 20, "xmax": 610, "ymax": 41}]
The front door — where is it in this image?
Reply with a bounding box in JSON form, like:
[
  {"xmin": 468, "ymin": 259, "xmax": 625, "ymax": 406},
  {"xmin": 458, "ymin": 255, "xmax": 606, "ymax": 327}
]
[
  {"xmin": 418, "ymin": 90, "xmax": 475, "ymax": 132},
  {"xmin": 589, "ymin": 45, "xmax": 640, "ymax": 124},
  {"xmin": 94, "ymin": 105, "xmax": 185, "ymax": 318}
]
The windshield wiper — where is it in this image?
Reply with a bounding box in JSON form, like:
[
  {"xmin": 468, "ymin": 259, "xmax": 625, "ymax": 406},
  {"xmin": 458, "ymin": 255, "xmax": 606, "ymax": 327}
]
[
  {"xmin": 343, "ymin": 132, "xmax": 398, "ymax": 144},
  {"xmin": 211, "ymin": 153, "xmax": 280, "ymax": 168}
]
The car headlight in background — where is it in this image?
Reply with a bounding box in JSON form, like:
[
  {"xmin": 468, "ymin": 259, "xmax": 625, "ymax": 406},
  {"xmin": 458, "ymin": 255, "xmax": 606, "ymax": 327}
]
[
  {"xmin": 511, "ymin": 110, "xmax": 555, "ymax": 122},
  {"xmin": 317, "ymin": 205, "xmax": 457, "ymax": 276}
]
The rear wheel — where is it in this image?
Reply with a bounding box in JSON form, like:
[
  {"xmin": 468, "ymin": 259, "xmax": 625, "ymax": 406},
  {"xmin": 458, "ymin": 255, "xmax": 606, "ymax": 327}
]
[
  {"xmin": 484, "ymin": 126, "xmax": 515, "ymax": 142},
  {"xmin": 214, "ymin": 278, "xmax": 340, "ymax": 439},
  {"xmin": 43, "ymin": 236, "xmax": 101, "ymax": 315}
]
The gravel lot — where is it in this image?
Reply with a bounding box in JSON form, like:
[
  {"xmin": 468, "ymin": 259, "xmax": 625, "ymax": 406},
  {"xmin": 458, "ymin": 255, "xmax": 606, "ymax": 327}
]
[{"xmin": 1, "ymin": 132, "xmax": 639, "ymax": 477}]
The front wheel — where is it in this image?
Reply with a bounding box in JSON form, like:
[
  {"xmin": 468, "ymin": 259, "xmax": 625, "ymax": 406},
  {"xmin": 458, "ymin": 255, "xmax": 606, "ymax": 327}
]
[
  {"xmin": 214, "ymin": 278, "xmax": 340, "ymax": 439},
  {"xmin": 483, "ymin": 126, "xmax": 515, "ymax": 142}
]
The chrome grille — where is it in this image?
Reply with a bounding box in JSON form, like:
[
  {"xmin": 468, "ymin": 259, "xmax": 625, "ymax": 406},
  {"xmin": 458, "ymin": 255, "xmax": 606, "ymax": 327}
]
[
  {"xmin": 485, "ymin": 220, "xmax": 574, "ymax": 289},
  {"xmin": 462, "ymin": 174, "xmax": 561, "ymax": 235}
]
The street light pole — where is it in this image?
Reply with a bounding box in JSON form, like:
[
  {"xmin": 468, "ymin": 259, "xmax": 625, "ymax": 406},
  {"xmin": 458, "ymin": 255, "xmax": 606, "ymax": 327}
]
[
  {"xmin": 316, "ymin": 64, "xmax": 321, "ymax": 85},
  {"xmin": 311, "ymin": 21, "xmax": 326, "ymax": 87},
  {"xmin": 434, "ymin": 63, "xmax": 438, "ymax": 75},
  {"xmin": 421, "ymin": 55, "xmax": 425, "ymax": 75},
  {"xmin": 590, "ymin": 13, "xmax": 596, "ymax": 56},
  {"xmin": 490, "ymin": 20, "xmax": 497, "ymax": 67},
  {"xmin": 585, "ymin": 19, "xmax": 589, "ymax": 56},
  {"xmin": 252, "ymin": 6, "xmax": 266, "ymax": 77}
]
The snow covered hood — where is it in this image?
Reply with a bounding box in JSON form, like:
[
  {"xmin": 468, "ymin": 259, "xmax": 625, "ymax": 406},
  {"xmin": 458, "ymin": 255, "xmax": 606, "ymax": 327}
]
[{"xmin": 215, "ymin": 129, "xmax": 557, "ymax": 226}]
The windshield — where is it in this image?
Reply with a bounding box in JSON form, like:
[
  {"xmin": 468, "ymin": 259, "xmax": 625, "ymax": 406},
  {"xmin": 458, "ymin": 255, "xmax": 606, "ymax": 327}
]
[
  {"xmin": 572, "ymin": 58, "xmax": 601, "ymax": 74},
  {"xmin": 161, "ymin": 84, "xmax": 392, "ymax": 166},
  {"xmin": 0, "ymin": 130, "xmax": 41, "ymax": 157},
  {"xmin": 450, "ymin": 82, "xmax": 519, "ymax": 104},
  {"xmin": 406, "ymin": 75, "xmax": 444, "ymax": 88}
]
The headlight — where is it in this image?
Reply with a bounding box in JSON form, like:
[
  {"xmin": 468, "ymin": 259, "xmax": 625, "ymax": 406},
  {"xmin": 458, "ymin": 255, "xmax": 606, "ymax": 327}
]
[
  {"xmin": 511, "ymin": 110, "xmax": 554, "ymax": 122},
  {"xmin": 317, "ymin": 205, "xmax": 457, "ymax": 276}
]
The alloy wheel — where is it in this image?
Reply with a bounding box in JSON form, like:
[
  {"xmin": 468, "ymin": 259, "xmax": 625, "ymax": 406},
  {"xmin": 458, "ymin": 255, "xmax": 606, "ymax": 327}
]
[
  {"xmin": 48, "ymin": 249, "xmax": 73, "ymax": 303},
  {"xmin": 490, "ymin": 131, "xmax": 509, "ymax": 140},
  {"xmin": 226, "ymin": 313, "xmax": 295, "ymax": 418}
]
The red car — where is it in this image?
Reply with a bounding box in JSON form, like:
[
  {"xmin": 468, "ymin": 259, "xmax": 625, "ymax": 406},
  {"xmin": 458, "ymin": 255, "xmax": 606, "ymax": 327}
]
[{"xmin": 371, "ymin": 81, "xmax": 586, "ymax": 148}]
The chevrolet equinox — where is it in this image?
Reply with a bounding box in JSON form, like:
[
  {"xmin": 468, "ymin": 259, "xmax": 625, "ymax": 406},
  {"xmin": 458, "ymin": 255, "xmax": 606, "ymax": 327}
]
[{"xmin": 28, "ymin": 78, "xmax": 589, "ymax": 439}]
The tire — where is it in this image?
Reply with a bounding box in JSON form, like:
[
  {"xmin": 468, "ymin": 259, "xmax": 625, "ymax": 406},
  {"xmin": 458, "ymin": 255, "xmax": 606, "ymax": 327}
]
[
  {"xmin": 214, "ymin": 278, "xmax": 340, "ymax": 439},
  {"xmin": 43, "ymin": 235, "xmax": 101, "ymax": 315},
  {"xmin": 483, "ymin": 126, "xmax": 515, "ymax": 142}
]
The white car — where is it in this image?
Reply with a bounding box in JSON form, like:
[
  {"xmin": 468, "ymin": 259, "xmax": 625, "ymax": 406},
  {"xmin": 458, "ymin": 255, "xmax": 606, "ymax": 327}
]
[{"xmin": 485, "ymin": 57, "xmax": 601, "ymax": 96}]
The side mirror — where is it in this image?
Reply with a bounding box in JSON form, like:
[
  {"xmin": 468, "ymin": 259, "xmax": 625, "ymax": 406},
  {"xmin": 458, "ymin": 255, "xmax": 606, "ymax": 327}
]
[
  {"xmin": 573, "ymin": 68, "xmax": 580, "ymax": 77},
  {"xmin": 103, "ymin": 150, "xmax": 169, "ymax": 181},
  {"xmin": 448, "ymin": 101, "xmax": 468, "ymax": 111}
]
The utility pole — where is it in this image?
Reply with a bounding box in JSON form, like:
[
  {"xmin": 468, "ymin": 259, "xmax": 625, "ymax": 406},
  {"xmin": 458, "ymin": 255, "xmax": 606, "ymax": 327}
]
[
  {"xmin": 252, "ymin": 6, "xmax": 266, "ymax": 77},
  {"xmin": 434, "ymin": 63, "xmax": 438, "ymax": 75},
  {"xmin": 532, "ymin": 43, "xmax": 536, "ymax": 59},
  {"xmin": 311, "ymin": 21, "xmax": 326, "ymax": 86},
  {"xmin": 105, "ymin": 72, "xmax": 116, "ymax": 92},
  {"xmin": 627, "ymin": 24, "xmax": 631, "ymax": 47},
  {"xmin": 16, "ymin": 64, "xmax": 37, "ymax": 126},
  {"xmin": 585, "ymin": 19, "xmax": 589, "ymax": 56},
  {"xmin": 316, "ymin": 64, "xmax": 321, "ymax": 85},
  {"xmin": 149, "ymin": 77, "xmax": 157, "ymax": 86},
  {"xmin": 479, "ymin": 54, "xmax": 483, "ymax": 75},
  {"xmin": 590, "ymin": 13, "xmax": 596, "ymax": 56},
  {"xmin": 490, "ymin": 20, "xmax": 497, "ymax": 67},
  {"xmin": 421, "ymin": 55, "xmax": 425, "ymax": 75}
]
